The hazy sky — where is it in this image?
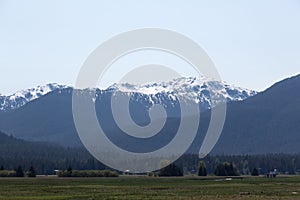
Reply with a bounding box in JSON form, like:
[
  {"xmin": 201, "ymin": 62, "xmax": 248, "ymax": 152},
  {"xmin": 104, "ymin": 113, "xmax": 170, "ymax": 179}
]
[{"xmin": 0, "ymin": 0, "xmax": 299, "ymax": 94}]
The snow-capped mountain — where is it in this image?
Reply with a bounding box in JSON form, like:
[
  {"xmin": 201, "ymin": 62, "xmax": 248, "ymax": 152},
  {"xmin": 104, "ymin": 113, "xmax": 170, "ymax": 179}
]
[
  {"xmin": 0, "ymin": 83, "xmax": 68, "ymax": 111},
  {"xmin": 107, "ymin": 77, "xmax": 257, "ymax": 109},
  {"xmin": 0, "ymin": 75, "xmax": 298, "ymax": 152},
  {"xmin": 0, "ymin": 77, "xmax": 257, "ymax": 112}
]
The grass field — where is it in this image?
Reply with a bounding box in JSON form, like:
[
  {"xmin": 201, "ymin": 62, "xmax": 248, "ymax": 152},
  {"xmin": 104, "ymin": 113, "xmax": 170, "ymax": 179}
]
[{"xmin": 0, "ymin": 176, "xmax": 300, "ymax": 200}]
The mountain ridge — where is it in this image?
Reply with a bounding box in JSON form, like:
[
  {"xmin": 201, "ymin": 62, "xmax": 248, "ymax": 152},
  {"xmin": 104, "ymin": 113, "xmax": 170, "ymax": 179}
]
[
  {"xmin": 210, "ymin": 73, "xmax": 300, "ymax": 154},
  {"xmin": 0, "ymin": 77, "xmax": 256, "ymax": 112},
  {"xmin": 0, "ymin": 74, "xmax": 299, "ymax": 154},
  {"xmin": 0, "ymin": 83, "xmax": 68, "ymax": 111}
]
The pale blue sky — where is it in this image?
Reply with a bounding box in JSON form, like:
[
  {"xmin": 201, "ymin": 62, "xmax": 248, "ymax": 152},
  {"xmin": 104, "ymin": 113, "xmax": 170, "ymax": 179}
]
[{"xmin": 0, "ymin": 0, "xmax": 300, "ymax": 94}]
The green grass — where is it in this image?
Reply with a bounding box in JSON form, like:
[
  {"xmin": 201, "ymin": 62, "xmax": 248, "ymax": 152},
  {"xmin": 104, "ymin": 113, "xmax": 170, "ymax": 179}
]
[{"xmin": 0, "ymin": 176, "xmax": 300, "ymax": 199}]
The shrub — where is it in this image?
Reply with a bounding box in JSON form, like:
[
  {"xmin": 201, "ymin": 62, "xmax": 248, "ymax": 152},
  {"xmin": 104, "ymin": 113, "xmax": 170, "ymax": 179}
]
[
  {"xmin": 57, "ymin": 170, "xmax": 119, "ymax": 177},
  {"xmin": 0, "ymin": 170, "xmax": 17, "ymax": 177}
]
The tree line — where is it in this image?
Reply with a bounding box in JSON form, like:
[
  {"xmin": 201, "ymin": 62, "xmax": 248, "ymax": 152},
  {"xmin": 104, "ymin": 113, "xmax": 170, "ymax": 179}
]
[
  {"xmin": 2, "ymin": 152, "xmax": 300, "ymax": 175},
  {"xmin": 0, "ymin": 165, "xmax": 36, "ymax": 177},
  {"xmin": 175, "ymin": 154, "xmax": 300, "ymax": 175},
  {"xmin": 1, "ymin": 131, "xmax": 300, "ymax": 175}
]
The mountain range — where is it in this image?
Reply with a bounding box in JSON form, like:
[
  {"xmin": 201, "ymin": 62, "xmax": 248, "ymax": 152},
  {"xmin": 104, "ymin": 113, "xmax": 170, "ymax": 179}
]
[
  {"xmin": 0, "ymin": 77, "xmax": 255, "ymax": 148},
  {"xmin": 0, "ymin": 83, "xmax": 67, "ymax": 111},
  {"xmin": 0, "ymin": 75, "xmax": 299, "ymax": 155},
  {"xmin": 0, "ymin": 77, "xmax": 255, "ymax": 112}
]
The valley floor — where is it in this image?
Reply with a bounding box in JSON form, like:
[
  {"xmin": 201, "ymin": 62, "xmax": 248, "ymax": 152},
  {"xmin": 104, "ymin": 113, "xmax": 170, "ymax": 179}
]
[{"xmin": 0, "ymin": 176, "xmax": 300, "ymax": 199}]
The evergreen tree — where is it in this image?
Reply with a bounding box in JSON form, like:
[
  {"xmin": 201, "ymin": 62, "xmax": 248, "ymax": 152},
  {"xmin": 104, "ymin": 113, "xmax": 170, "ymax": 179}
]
[
  {"xmin": 251, "ymin": 167, "xmax": 259, "ymax": 176},
  {"xmin": 66, "ymin": 166, "xmax": 73, "ymax": 177},
  {"xmin": 215, "ymin": 162, "xmax": 239, "ymax": 176},
  {"xmin": 67, "ymin": 166, "xmax": 72, "ymax": 172},
  {"xmin": 197, "ymin": 161, "xmax": 207, "ymax": 176},
  {"xmin": 27, "ymin": 166, "xmax": 36, "ymax": 177},
  {"xmin": 15, "ymin": 165, "xmax": 24, "ymax": 177},
  {"xmin": 214, "ymin": 163, "xmax": 226, "ymax": 176},
  {"xmin": 224, "ymin": 162, "xmax": 232, "ymax": 175},
  {"xmin": 159, "ymin": 163, "xmax": 183, "ymax": 176}
]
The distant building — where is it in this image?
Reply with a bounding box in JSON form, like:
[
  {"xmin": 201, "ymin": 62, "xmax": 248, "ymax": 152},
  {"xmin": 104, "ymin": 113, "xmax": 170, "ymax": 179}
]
[
  {"xmin": 265, "ymin": 169, "xmax": 277, "ymax": 178},
  {"xmin": 124, "ymin": 170, "xmax": 130, "ymax": 175}
]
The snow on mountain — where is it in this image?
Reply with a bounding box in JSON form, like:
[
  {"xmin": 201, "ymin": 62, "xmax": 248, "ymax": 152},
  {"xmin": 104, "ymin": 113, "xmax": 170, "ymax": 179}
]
[
  {"xmin": 108, "ymin": 77, "xmax": 257, "ymax": 109},
  {"xmin": 0, "ymin": 83, "xmax": 68, "ymax": 111},
  {"xmin": 0, "ymin": 77, "xmax": 257, "ymax": 112}
]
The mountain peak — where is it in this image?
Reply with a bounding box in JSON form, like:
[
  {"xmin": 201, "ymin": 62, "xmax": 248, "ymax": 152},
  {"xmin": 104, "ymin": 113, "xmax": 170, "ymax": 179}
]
[
  {"xmin": 110, "ymin": 76, "xmax": 250, "ymax": 94},
  {"xmin": 0, "ymin": 83, "xmax": 68, "ymax": 111},
  {"xmin": 102, "ymin": 76, "xmax": 257, "ymax": 110},
  {"xmin": 0, "ymin": 77, "xmax": 257, "ymax": 112},
  {"xmin": 108, "ymin": 76, "xmax": 256, "ymax": 103}
]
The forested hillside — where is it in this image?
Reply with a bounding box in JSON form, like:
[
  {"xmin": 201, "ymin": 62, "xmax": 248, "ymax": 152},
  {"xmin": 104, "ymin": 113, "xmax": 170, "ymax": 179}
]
[{"xmin": 0, "ymin": 131, "xmax": 105, "ymax": 174}]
